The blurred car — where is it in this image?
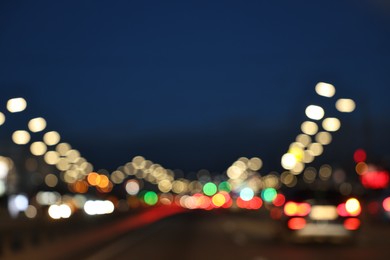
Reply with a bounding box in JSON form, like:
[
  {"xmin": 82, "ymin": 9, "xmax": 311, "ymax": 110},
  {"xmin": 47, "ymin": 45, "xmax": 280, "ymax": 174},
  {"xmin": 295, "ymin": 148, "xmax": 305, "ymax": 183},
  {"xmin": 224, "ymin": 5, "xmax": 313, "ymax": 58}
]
[
  {"xmin": 366, "ymin": 190, "xmax": 390, "ymax": 222},
  {"xmin": 382, "ymin": 196, "xmax": 390, "ymax": 220},
  {"xmin": 281, "ymin": 189, "xmax": 361, "ymax": 243}
]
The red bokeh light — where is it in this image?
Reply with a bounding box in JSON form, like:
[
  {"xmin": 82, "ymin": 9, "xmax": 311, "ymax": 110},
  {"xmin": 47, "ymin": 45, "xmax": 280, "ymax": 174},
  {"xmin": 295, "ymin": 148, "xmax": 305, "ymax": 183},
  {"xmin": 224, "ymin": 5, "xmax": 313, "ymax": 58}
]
[
  {"xmin": 337, "ymin": 203, "xmax": 348, "ymax": 217},
  {"xmin": 344, "ymin": 218, "xmax": 360, "ymax": 230},
  {"xmin": 360, "ymin": 170, "xmax": 390, "ymax": 189},
  {"xmin": 273, "ymin": 194, "xmax": 285, "ymax": 207},
  {"xmin": 287, "ymin": 217, "xmax": 306, "ymax": 230},
  {"xmin": 383, "ymin": 197, "xmax": 390, "ymax": 212},
  {"xmin": 249, "ymin": 197, "xmax": 263, "ymax": 209},
  {"xmin": 354, "ymin": 149, "xmax": 367, "ymax": 163}
]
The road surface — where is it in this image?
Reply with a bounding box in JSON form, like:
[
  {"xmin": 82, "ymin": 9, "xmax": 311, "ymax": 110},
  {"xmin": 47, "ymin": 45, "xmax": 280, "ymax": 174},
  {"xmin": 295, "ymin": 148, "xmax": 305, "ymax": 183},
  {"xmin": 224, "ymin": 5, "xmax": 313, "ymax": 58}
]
[{"xmin": 82, "ymin": 210, "xmax": 390, "ymax": 260}]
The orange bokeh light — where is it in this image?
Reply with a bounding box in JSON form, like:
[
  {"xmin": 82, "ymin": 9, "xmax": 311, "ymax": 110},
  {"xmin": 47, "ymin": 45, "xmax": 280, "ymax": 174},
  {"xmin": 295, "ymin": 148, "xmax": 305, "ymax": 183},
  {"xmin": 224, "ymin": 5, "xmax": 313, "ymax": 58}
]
[
  {"xmin": 284, "ymin": 202, "xmax": 311, "ymax": 216},
  {"xmin": 71, "ymin": 180, "xmax": 88, "ymax": 193},
  {"xmin": 98, "ymin": 175, "xmax": 110, "ymax": 188},
  {"xmin": 355, "ymin": 162, "xmax": 368, "ymax": 175},
  {"xmin": 97, "ymin": 181, "xmax": 113, "ymax": 193},
  {"xmin": 87, "ymin": 172, "xmax": 99, "ymax": 186}
]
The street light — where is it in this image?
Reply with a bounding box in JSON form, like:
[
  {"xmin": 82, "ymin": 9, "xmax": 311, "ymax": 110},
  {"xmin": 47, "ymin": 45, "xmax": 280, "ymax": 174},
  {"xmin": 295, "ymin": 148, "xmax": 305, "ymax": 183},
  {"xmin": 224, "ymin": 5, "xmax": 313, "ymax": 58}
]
[
  {"xmin": 7, "ymin": 97, "xmax": 27, "ymax": 113},
  {"xmin": 0, "ymin": 112, "xmax": 5, "ymax": 125},
  {"xmin": 315, "ymin": 82, "xmax": 335, "ymax": 97}
]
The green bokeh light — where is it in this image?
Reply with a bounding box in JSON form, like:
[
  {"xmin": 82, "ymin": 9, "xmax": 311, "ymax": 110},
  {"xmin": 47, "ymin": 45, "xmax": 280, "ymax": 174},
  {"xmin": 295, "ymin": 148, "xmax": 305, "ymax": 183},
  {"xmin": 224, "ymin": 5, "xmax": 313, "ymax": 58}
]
[
  {"xmin": 144, "ymin": 191, "xmax": 158, "ymax": 205},
  {"xmin": 218, "ymin": 181, "xmax": 231, "ymax": 192},
  {"xmin": 203, "ymin": 182, "xmax": 217, "ymax": 196},
  {"xmin": 261, "ymin": 188, "xmax": 277, "ymax": 203}
]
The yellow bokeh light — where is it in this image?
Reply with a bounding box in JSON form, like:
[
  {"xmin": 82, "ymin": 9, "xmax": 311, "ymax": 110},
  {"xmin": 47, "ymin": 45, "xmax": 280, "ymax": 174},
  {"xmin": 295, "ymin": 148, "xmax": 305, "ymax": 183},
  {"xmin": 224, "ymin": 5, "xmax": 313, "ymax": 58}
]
[
  {"xmin": 288, "ymin": 146, "xmax": 304, "ymax": 162},
  {"xmin": 81, "ymin": 162, "xmax": 94, "ymax": 175},
  {"xmin": 233, "ymin": 160, "xmax": 247, "ymax": 171},
  {"xmin": 315, "ymin": 82, "xmax": 335, "ymax": 97},
  {"xmin": 212, "ymin": 193, "xmax": 226, "ymax": 207},
  {"xmin": 56, "ymin": 158, "xmax": 70, "ymax": 171},
  {"xmin": 0, "ymin": 112, "xmax": 5, "ymax": 126},
  {"xmin": 284, "ymin": 201, "xmax": 298, "ymax": 215},
  {"xmin": 12, "ymin": 130, "xmax": 31, "ymax": 145},
  {"xmin": 110, "ymin": 170, "xmax": 125, "ymax": 184},
  {"xmin": 345, "ymin": 198, "xmax": 360, "ymax": 215},
  {"xmin": 305, "ymin": 105, "xmax": 325, "ymax": 120},
  {"xmin": 28, "ymin": 117, "xmax": 47, "ymax": 133},
  {"xmin": 322, "ymin": 118, "xmax": 341, "ymax": 132},
  {"xmin": 132, "ymin": 156, "xmax": 146, "ymax": 169},
  {"xmin": 315, "ymin": 131, "xmax": 332, "ymax": 145},
  {"xmin": 296, "ymin": 134, "xmax": 311, "ymax": 147},
  {"xmin": 336, "ymin": 99, "xmax": 356, "ymax": 113},
  {"xmin": 7, "ymin": 97, "xmax": 27, "ymax": 113},
  {"xmin": 56, "ymin": 143, "xmax": 71, "ymax": 156},
  {"xmin": 43, "ymin": 131, "xmax": 61, "ymax": 146},
  {"xmin": 227, "ymin": 165, "xmax": 244, "ymax": 179},
  {"xmin": 263, "ymin": 174, "xmax": 280, "ymax": 188},
  {"xmin": 124, "ymin": 162, "xmax": 136, "ymax": 175},
  {"xmin": 301, "ymin": 121, "xmax": 318, "ymax": 135},
  {"xmin": 175, "ymin": 180, "xmax": 189, "ymax": 194},
  {"xmin": 30, "ymin": 141, "xmax": 47, "ymax": 156},
  {"xmin": 237, "ymin": 157, "xmax": 249, "ymax": 164},
  {"xmin": 291, "ymin": 162, "xmax": 305, "ymax": 175},
  {"xmin": 65, "ymin": 149, "xmax": 80, "ymax": 163},
  {"xmin": 289, "ymin": 142, "xmax": 305, "ymax": 159},
  {"xmin": 158, "ymin": 179, "xmax": 172, "ymax": 193},
  {"xmin": 281, "ymin": 153, "xmax": 297, "ymax": 170},
  {"xmin": 44, "ymin": 151, "xmax": 60, "ymax": 165},
  {"xmin": 248, "ymin": 157, "xmax": 263, "ymax": 171},
  {"xmin": 303, "ymin": 150, "xmax": 314, "ymax": 163},
  {"xmin": 308, "ymin": 142, "xmax": 323, "ymax": 156},
  {"xmin": 63, "ymin": 170, "xmax": 78, "ymax": 183}
]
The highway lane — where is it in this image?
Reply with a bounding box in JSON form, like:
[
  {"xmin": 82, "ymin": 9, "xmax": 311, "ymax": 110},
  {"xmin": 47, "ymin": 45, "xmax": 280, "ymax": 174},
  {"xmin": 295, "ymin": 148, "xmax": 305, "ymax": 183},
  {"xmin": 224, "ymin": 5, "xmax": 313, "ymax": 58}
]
[
  {"xmin": 83, "ymin": 210, "xmax": 390, "ymax": 260},
  {"xmin": 4, "ymin": 207, "xmax": 390, "ymax": 260},
  {"xmin": 2, "ymin": 205, "xmax": 186, "ymax": 260}
]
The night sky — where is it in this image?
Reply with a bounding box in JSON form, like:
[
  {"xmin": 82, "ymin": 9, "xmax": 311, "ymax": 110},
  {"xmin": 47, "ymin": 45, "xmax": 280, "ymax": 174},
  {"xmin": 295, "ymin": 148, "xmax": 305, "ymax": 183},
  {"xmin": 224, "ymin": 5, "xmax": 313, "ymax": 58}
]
[{"xmin": 1, "ymin": 1, "xmax": 390, "ymax": 173}]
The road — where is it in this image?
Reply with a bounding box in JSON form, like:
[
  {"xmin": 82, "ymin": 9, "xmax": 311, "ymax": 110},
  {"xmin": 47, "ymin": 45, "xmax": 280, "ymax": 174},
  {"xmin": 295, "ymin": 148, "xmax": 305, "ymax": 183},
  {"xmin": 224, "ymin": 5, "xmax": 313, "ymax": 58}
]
[{"xmin": 82, "ymin": 210, "xmax": 390, "ymax": 260}]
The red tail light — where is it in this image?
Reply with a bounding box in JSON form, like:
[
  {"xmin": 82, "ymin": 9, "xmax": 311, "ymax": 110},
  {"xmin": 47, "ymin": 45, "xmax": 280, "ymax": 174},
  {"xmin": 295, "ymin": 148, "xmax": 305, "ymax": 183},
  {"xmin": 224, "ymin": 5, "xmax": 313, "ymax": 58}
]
[
  {"xmin": 337, "ymin": 203, "xmax": 348, "ymax": 217},
  {"xmin": 383, "ymin": 197, "xmax": 390, "ymax": 212},
  {"xmin": 337, "ymin": 198, "xmax": 361, "ymax": 217},
  {"xmin": 344, "ymin": 218, "xmax": 360, "ymax": 230},
  {"xmin": 288, "ymin": 217, "xmax": 306, "ymax": 230},
  {"xmin": 284, "ymin": 201, "xmax": 311, "ymax": 217}
]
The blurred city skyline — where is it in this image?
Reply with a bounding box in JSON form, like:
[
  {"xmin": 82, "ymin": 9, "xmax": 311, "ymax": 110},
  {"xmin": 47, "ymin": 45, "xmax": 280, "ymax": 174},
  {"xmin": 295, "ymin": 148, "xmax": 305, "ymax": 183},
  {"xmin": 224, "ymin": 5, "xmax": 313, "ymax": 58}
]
[{"xmin": 1, "ymin": 1, "xmax": 390, "ymax": 172}]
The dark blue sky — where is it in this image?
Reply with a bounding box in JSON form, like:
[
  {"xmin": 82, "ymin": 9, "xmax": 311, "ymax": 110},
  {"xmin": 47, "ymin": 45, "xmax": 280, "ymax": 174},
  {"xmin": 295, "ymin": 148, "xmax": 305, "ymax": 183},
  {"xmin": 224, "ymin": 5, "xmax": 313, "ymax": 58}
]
[{"xmin": 1, "ymin": 1, "xmax": 390, "ymax": 173}]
